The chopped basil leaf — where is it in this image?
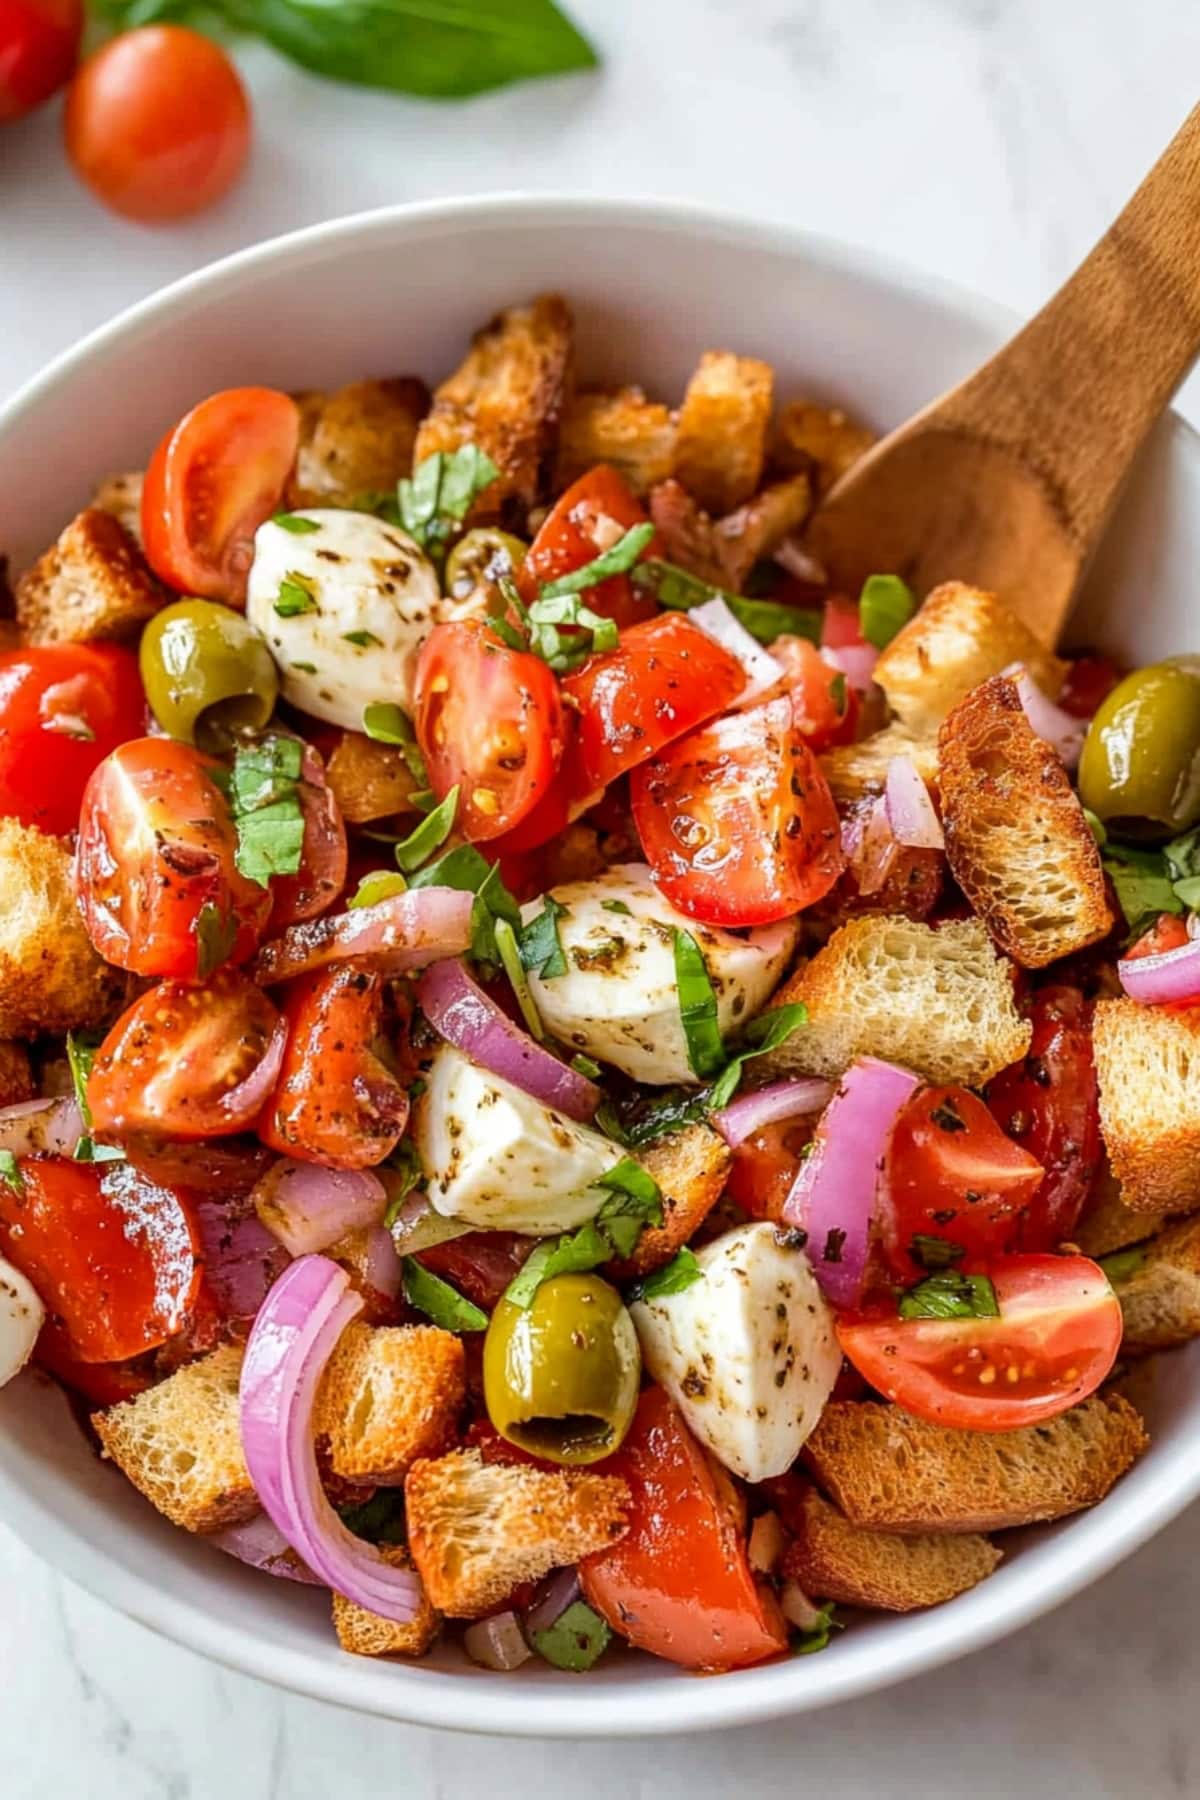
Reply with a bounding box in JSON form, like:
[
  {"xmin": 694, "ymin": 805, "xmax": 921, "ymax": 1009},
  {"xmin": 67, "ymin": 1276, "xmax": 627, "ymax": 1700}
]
[
  {"xmin": 672, "ymin": 928, "xmax": 725, "ymax": 1079},
  {"xmin": 909, "ymin": 1233, "xmax": 966, "ymax": 1271},
  {"xmin": 65, "ymin": 1031, "xmax": 98, "ymax": 1129},
  {"xmin": 506, "ymin": 1158, "xmax": 661, "ymax": 1305},
  {"xmin": 408, "ymin": 844, "xmax": 521, "ymax": 968},
  {"xmin": 628, "ymin": 1246, "xmax": 702, "ymax": 1302},
  {"xmin": 290, "ymin": 660, "xmax": 317, "ymax": 674},
  {"xmin": 530, "ymin": 1600, "xmax": 611, "ymax": 1672},
  {"xmin": 338, "ymin": 1490, "xmax": 407, "ymax": 1546},
  {"xmin": 361, "ymin": 702, "xmax": 431, "ymax": 789},
  {"xmin": 858, "ymin": 573, "xmax": 917, "ymax": 650},
  {"xmin": 537, "ymin": 522, "xmax": 654, "ymax": 600},
  {"xmin": 1175, "ymin": 877, "xmax": 1200, "ymax": 911},
  {"xmin": 229, "ymin": 736, "xmax": 306, "ymax": 887},
  {"xmin": 705, "ymin": 1003, "xmax": 809, "ymax": 1110},
  {"xmin": 381, "ymin": 1140, "xmax": 424, "ymax": 1228},
  {"xmin": 793, "ymin": 1601, "xmax": 841, "ymax": 1656},
  {"xmin": 594, "ymin": 1099, "xmax": 631, "ymax": 1144},
  {"xmin": 619, "ymin": 1088, "xmax": 709, "ymax": 1148},
  {"xmin": 398, "ymin": 444, "xmax": 500, "ymax": 553},
  {"xmin": 342, "ymin": 629, "xmax": 382, "ymax": 648},
  {"xmin": 274, "ymin": 572, "xmax": 318, "ymax": 616},
  {"xmin": 393, "ymin": 786, "xmax": 458, "ymax": 874},
  {"xmin": 348, "ymin": 869, "xmax": 409, "ymax": 910},
  {"xmin": 1101, "ymin": 842, "xmax": 1183, "ymax": 936},
  {"xmin": 272, "ymin": 512, "xmax": 320, "ymax": 534},
  {"xmin": 518, "ymin": 895, "xmax": 569, "ymax": 978},
  {"xmin": 601, "ymin": 899, "xmax": 632, "ymax": 915},
  {"xmin": 504, "ymin": 1223, "xmax": 610, "ymax": 1307},
  {"xmin": 493, "ymin": 916, "xmax": 544, "ymax": 1039},
  {"xmin": 0, "ymin": 1150, "xmax": 23, "ymax": 1193},
  {"xmin": 593, "ymin": 1157, "xmax": 663, "ymax": 1256},
  {"xmin": 194, "ymin": 900, "xmax": 237, "ymax": 981},
  {"xmin": 1098, "ymin": 1245, "xmax": 1147, "ymax": 1284},
  {"xmin": 898, "ymin": 1270, "xmax": 1000, "ymax": 1321},
  {"xmin": 73, "ymin": 1136, "xmax": 125, "ymax": 1165},
  {"xmin": 401, "ymin": 1257, "xmax": 488, "ymax": 1331},
  {"xmin": 571, "ymin": 1052, "xmax": 603, "ymax": 1079},
  {"xmin": 632, "ymin": 558, "xmax": 821, "ymax": 645}
]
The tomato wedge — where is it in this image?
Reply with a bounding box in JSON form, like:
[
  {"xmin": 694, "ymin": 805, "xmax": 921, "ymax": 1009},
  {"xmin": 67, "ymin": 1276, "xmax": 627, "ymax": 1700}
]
[
  {"xmin": 266, "ymin": 742, "xmax": 347, "ymax": 930},
  {"xmin": 763, "ymin": 634, "xmax": 860, "ymax": 751},
  {"xmin": 413, "ymin": 619, "xmax": 566, "ymax": 842},
  {"xmin": 837, "ymin": 1254, "xmax": 1122, "ymax": 1431},
  {"xmin": 141, "ymin": 387, "xmax": 299, "ymax": 604},
  {"xmin": 75, "ymin": 737, "xmax": 270, "ymax": 980},
  {"xmin": 725, "ymin": 1115, "xmax": 817, "ymax": 1223},
  {"xmin": 630, "ymin": 696, "xmax": 843, "ymax": 926},
  {"xmin": 0, "ymin": 642, "xmax": 144, "ymax": 836},
  {"xmin": 0, "ymin": 1158, "xmax": 200, "ymax": 1362},
  {"xmin": 581, "ymin": 1386, "xmax": 788, "ymax": 1670},
  {"xmin": 90, "ymin": 969, "xmax": 286, "ymax": 1141},
  {"xmin": 520, "ymin": 464, "xmax": 660, "ymax": 629}
]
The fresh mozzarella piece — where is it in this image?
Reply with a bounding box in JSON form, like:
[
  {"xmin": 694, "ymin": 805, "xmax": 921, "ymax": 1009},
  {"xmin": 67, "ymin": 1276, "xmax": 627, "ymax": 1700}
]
[
  {"xmin": 0, "ymin": 1255, "xmax": 44, "ymax": 1389},
  {"xmin": 245, "ymin": 509, "xmax": 441, "ymax": 730},
  {"xmin": 412, "ymin": 1044, "xmax": 624, "ymax": 1235},
  {"xmin": 521, "ymin": 863, "xmax": 798, "ymax": 1085},
  {"xmin": 631, "ymin": 1222, "xmax": 840, "ymax": 1482}
]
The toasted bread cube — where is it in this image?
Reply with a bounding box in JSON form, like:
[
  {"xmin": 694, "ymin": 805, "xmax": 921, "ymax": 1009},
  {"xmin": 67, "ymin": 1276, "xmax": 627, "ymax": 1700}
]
[
  {"xmin": 90, "ymin": 471, "xmax": 144, "ymax": 545},
  {"xmin": 314, "ymin": 1322, "xmax": 465, "ymax": 1486},
  {"xmin": 771, "ymin": 400, "xmax": 877, "ymax": 494},
  {"xmin": 803, "ymin": 1396, "xmax": 1147, "ymax": 1534},
  {"xmin": 324, "ymin": 728, "xmax": 421, "ymax": 824},
  {"xmin": 332, "ymin": 1546, "xmax": 441, "ymax": 1658},
  {"xmin": 93, "ymin": 1345, "xmax": 257, "ymax": 1534},
  {"xmin": 673, "ymin": 351, "xmax": 773, "ymax": 515},
  {"xmin": 937, "ymin": 675, "xmax": 1112, "ymax": 968},
  {"xmin": 762, "ymin": 915, "xmax": 1030, "ymax": 1088},
  {"xmin": 16, "ymin": 508, "xmax": 162, "ymax": 646},
  {"xmin": 819, "ymin": 725, "xmax": 939, "ymax": 805},
  {"xmin": 405, "ymin": 1447, "xmax": 629, "ymax": 1617},
  {"xmin": 1075, "ymin": 1163, "xmax": 1164, "ymax": 1259},
  {"xmin": 0, "ymin": 818, "xmax": 121, "ymax": 1039},
  {"xmin": 606, "ymin": 1121, "xmax": 731, "ymax": 1279},
  {"xmin": 414, "ymin": 295, "xmax": 573, "ymax": 520},
  {"xmin": 1112, "ymin": 1215, "xmax": 1200, "ymax": 1353},
  {"xmin": 782, "ymin": 1485, "xmax": 1001, "ymax": 1611},
  {"xmin": 1093, "ymin": 998, "xmax": 1200, "ymax": 1213},
  {"xmin": 875, "ymin": 582, "xmax": 1066, "ymax": 738},
  {"xmin": 0, "ymin": 1041, "xmax": 34, "ymax": 1108},
  {"xmin": 556, "ymin": 389, "xmax": 678, "ymax": 494},
  {"xmin": 290, "ymin": 377, "xmax": 429, "ymax": 507},
  {"xmin": 711, "ymin": 473, "xmax": 814, "ymax": 591},
  {"xmin": 647, "ymin": 478, "xmax": 728, "ymax": 586}
]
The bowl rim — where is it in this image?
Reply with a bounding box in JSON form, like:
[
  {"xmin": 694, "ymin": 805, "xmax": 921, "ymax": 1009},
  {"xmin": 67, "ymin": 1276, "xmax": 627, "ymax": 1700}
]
[{"xmin": 2, "ymin": 190, "xmax": 1199, "ymax": 1738}]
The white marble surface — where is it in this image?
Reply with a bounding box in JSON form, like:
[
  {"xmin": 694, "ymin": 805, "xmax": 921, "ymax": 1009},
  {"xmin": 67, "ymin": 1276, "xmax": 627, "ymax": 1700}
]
[{"xmin": 3, "ymin": 0, "xmax": 1200, "ymax": 1792}]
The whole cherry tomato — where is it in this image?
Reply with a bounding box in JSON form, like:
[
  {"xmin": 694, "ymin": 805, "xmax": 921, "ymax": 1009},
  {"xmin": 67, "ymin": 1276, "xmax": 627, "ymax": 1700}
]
[
  {"xmin": 0, "ymin": 642, "xmax": 144, "ymax": 836},
  {"xmin": 0, "ymin": 0, "xmax": 81, "ymax": 121}
]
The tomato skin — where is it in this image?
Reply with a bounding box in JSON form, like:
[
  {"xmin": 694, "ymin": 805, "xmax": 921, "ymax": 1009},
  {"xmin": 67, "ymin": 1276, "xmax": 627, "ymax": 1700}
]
[
  {"xmin": 630, "ymin": 697, "xmax": 844, "ymax": 926},
  {"xmin": 0, "ymin": 643, "xmax": 144, "ymax": 836},
  {"xmin": 881, "ymin": 1084, "xmax": 1045, "ymax": 1283},
  {"xmin": 725, "ymin": 1116, "xmax": 816, "ymax": 1223},
  {"xmin": 581, "ymin": 1386, "xmax": 788, "ymax": 1671},
  {"xmin": 33, "ymin": 1322, "xmax": 153, "ymax": 1407},
  {"xmin": 1058, "ymin": 653, "xmax": 1122, "ymax": 721},
  {"xmin": 520, "ymin": 465, "xmax": 660, "ymax": 628},
  {"xmin": 417, "ymin": 1231, "xmax": 531, "ymax": 1312},
  {"xmin": 765, "ymin": 634, "xmax": 860, "ymax": 750},
  {"xmin": 986, "ymin": 985, "xmax": 1103, "ymax": 1250},
  {"xmin": 0, "ymin": 1158, "xmax": 200, "ymax": 1363},
  {"xmin": 414, "ymin": 619, "xmax": 566, "ymax": 841},
  {"xmin": 76, "ymin": 737, "xmax": 270, "ymax": 980},
  {"xmin": 1124, "ymin": 913, "xmax": 1190, "ymax": 960},
  {"xmin": 266, "ymin": 743, "xmax": 347, "ymax": 930},
  {"xmin": 141, "ymin": 387, "xmax": 299, "ymax": 604},
  {"xmin": 258, "ymin": 964, "xmax": 407, "ymax": 1170},
  {"xmin": 0, "ymin": 0, "xmax": 81, "ymax": 120},
  {"xmin": 64, "ymin": 25, "xmax": 249, "ymax": 222}
]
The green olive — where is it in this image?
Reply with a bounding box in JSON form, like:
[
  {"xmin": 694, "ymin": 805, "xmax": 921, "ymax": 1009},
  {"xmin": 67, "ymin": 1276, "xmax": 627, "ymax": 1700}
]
[
  {"xmin": 140, "ymin": 599, "xmax": 280, "ymax": 751},
  {"xmin": 483, "ymin": 1272, "xmax": 640, "ymax": 1466},
  {"xmin": 443, "ymin": 528, "xmax": 527, "ymax": 606},
  {"xmin": 1078, "ymin": 657, "xmax": 1200, "ymax": 839}
]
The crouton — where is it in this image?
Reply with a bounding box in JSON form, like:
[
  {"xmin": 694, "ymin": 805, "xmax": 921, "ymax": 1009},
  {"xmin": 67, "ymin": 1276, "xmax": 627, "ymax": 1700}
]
[
  {"xmin": 711, "ymin": 473, "xmax": 814, "ymax": 592},
  {"xmin": 290, "ymin": 377, "xmax": 429, "ymax": 507},
  {"xmin": 803, "ymin": 1395, "xmax": 1147, "ymax": 1534},
  {"xmin": 314, "ymin": 1321, "xmax": 465, "ymax": 1486},
  {"xmin": 781, "ymin": 1486, "xmax": 1001, "ymax": 1611},
  {"xmin": 0, "ymin": 819, "xmax": 121, "ymax": 1039},
  {"xmin": 819, "ymin": 725, "xmax": 940, "ymax": 805},
  {"xmin": 1108, "ymin": 1215, "xmax": 1200, "ymax": 1354},
  {"xmin": 0, "ymin": 1041, "xmax": 34, "ymax": 1107},
  {"xmin": 937, "ymin": 675, "xmax": 1112, "ymax": 968},
  {"xmin": 673, "ymin": 351, "xmax": 773, "ymax": 515},
  {"xmin": 606, "ymin": 1122, "xmax": 731, "ymax": 1279},
  {"xmin": 90, "ymin": 471, "xmax": 144, "ymax": 545},
  {"xmin": 771, "ymin": 399, "xmax": 877, "ymax": 494},
  {"xmin": 646, "ymin": 479, "xmax": 728, "ymax": 586},
  {"xmin": 413, "ymin": 294, "xmax": 573, "ymax": 521},
  {"xmin": 93, "ymin": 1345, "xmax": 257, "ymax": 1534},
  {"xmin": 332, "ymin": 1546, "xmax": 441, "ymax": 1658},
  {"xmin": 556, "ymin": 388, "xmax": 678, "ymax": 494},
  {"xmin": 323, "ymin": 729, "xmax": 421, "ymax": 824},
  {"xmin": 874, "ymin": 581, "xmax": 1066, "ymax": 738},
  {"xmin": 16, "ymin": 508, "xmax": 163, "ymax": 645},
  {"xmin": 405, "ymin": 1447, "xmax": 629, "ymax": 1617},
  {"xmin": 1093, "ymin": 998, "xmax": 1200, "ymax": 1213},
  {"xmin": 1075, "ymin": 1163, "xmax": 1164, "ymax": 1258},
  {"xmin": 762, "ymin": 915, "xmax": 1030, "ymax": 1088}
]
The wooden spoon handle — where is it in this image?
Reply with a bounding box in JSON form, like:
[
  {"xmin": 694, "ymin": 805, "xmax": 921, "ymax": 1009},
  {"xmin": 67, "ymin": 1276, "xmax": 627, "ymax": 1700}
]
[{"xmin": 940, "ymin": 101, "xmax": 1200, "ymax": 548}]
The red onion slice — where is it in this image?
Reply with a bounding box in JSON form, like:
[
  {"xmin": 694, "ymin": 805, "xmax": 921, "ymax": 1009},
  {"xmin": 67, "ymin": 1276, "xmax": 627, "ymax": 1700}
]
[
  {"xmin": 210, "ymin": 1513, "xmax": 322, "ymax": 1586},
  {"xmin": 193, "ymin": 1198, "xmax": 291, "ymax": 1325},
  {"xmin": 523, "ymin": 1567, "xmax": 582, "ymax": 1636},
  {"xmin": 884, "ymin": 755, "xmax": 944, "ymax": 850},
  {"xmin": 239, "ymin": 1255, "xmax": 424, "ymax": 1622},
  {"xmin": 1118, "ymin": 935, "xmax": 1200, "ymax": 1005},
  {"xmin": 688, "ymin": 597, "xmax": 784, "ymax": 701},
  {"xmin": 359, "ymin": 1223, "xmax": 403, "ymax": 1301},
  {"xmin": 782, "ymin": 1056, "xmax": 920, "ymax": 1308},
  {"xmin": 712, "ymin": 1078, "xmax": 835, "ymax": 1148},
  {"xmin": 1002, "ymin": 663, "xmax": 1087, "ymax": 769},
  {"xmin": 463, "ymin": 1611, "xmax": 532, "ymax": 1671},
  {"xmin": 254, "ymin": 886, "xmax": 473, "ymax": 985},
  {"xmin": 0, "ymin": 1097, "xmax": 82, "ymax": 1160},
  {"xmin": 844, "ymin": 795, "xmax": 899, "ymax": 896},
  {"xmin": 252, "ymin": 1160, "xmax": 387, "ymax": 1258},
  {"xmin": 821, "ymin": 641, "xmax": 878, "ymax": 694},
  {"xmin": 418, "ymin": 959, "xmax": 600, "ymax": 1123}
]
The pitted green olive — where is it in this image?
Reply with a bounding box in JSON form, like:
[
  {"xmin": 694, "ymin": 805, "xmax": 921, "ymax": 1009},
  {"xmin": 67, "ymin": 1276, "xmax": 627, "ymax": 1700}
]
[
  {"xmin": 140, "ymin": 598, "xmax": 279, "ymax": 750},
  {"xmin": 444, "ymin": 529, "xmax": 527, "ymax": 606},
  {"xmin": 483, "ymin": 1272, "xmax": 640, "ymax": 1465},
  {"xmin": 1078, "ymin": 657, "xmax": 1200, "ymax": 839}
]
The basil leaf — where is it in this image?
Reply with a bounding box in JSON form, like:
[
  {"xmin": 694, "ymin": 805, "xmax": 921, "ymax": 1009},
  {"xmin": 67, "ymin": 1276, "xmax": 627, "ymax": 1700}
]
[
  {"xmin": 408, "ymin": 845, "xmax": 521, "ymax": 967},
  {"xmin": 401, "ymin": 1257, "xmax": 488, "ymax": 1331},
  {"xmin": 343, "ymin": 629, "xmax": 382, "ymax": 648},
  {"xmin": 632, "ymin": 558, "xmax": 821, "ymax": 646},
  {"xmin": 858, "ymin": 573, "xmax": 917, "ymax": 650},
  {"xmin": 898, "ymin": 1270, "xmax": 1000, "ymax": 1321},
  {"xmin": 1102, "ymin": 842, "xmax": 1182, "ymax": 935},
  {"xmin": 909, "ymin": 1233, "xmax": 966, "ymax": 1271},
  {"xmin": 505, "ymin": 1159, "xmax": 660, "ymax": 1306},
  {"xmin": 537, "ymin": 522, "xmax": 654, "ymax": 600},
  {"xmin": 601, "ymin": 898, "xmax": 631, "ymax": 915},
  {"xmin": 66, "ymin": 1031, "xmax": 99, "ymax": 1130},
  {"xmin": 194, "ymin": 900, "xmax": 237, "ymax": 981},
  {"xmin": 503, "ymin": 1223, "xmax": 610, "ymax": 1307},
  {"xmin": 361, "ymin": 702, "xmax": 431, "ymax": 789},
  {"xmin": 338, "ymin": 1490, "xmax": 408, "ymax": 1546},
  {"xmin": 1098, "ymin": 1246, "xmax": 1147, "ymax": 1285},
  {"xmin": 619, "ymin": 1088, "xmax": 709, "ymax": 1148},
  {"xmin": 272, "ymin": 511, "xmax": 320, "ymax": 534},
  {"xmin": 518, "ymin": 895, "xmax": 569, "ymax": 978},
  {"xmin": 628, "ymin": 1246, "xmax": 702, "ymax": 1303},
  {"xmin": 394, "ymin": 786, "xmax": 458, "ymax": 873},
  {"xmin": 705, "ymin": 1002, "xmax": 809, "ymax": 1110},
  {"xmin": 234, "ymin": 798, "xmax": 306, "ymax": 887},
  {"xmin": 493, "ymin": 917, "xmax": 544, "ymax": 1038},
  {"xmin": 793, "ymin": 1600, "xmax": 841, "ymax": 1656},
  {"xmin": 348, "ymin": 870, "xmax": 409, "ymax": 910},
  {"xmin": 0, "ymin": 1149, "xmax": 24, "ymax": 1193},
  {"xmin": 570, "ymin": 1052, "xmax": 602, "ymax": 1078},
  {"xmin": 398, "ymin": 444, "xmax": 500, "ymax": 551},
  {"xmin": 672, "ymin": 928, "xmax": 725, "ymax": 1079},
  {"xmin": 381, "ymin": 1141, "xmax": 425, "ymax": 1228},
  {"xmin": 530, "ymin": 1600, "xmax": 610, "ymax": 1672},
  {"xmin": 274, "ymin": 572, "xmax": 318, "ymax": 616}
]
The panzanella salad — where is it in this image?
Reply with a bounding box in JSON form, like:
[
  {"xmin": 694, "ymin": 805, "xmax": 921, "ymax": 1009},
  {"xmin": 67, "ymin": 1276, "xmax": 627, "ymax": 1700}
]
[{"xmin": 4, "ymin": 292, "xmax": 1196, "ymax": 1674}]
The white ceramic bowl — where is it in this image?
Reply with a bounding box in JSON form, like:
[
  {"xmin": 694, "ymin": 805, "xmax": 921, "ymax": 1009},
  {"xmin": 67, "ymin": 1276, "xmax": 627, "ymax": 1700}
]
[{"xmin": 1, "ymin": 197, "xmax": 1198, "ymax": 1738}]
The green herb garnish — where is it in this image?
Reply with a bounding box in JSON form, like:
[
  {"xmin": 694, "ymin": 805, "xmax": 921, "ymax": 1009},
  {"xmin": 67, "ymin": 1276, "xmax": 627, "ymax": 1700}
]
[
  {"xmin": 381, "ymin": 1140, "xmax": 425, "ymax": 1228},
  {"xmin": 408, "ymin": 844, "xmax": 521, "ymax": 968},
  {"xmin": 672, "ymin": 928, "xmax": 725, "ymax": 1079},
  {"xmin": 632, "ymin": 558, "xmax": 822, "ymax": 645},
  {"xmin": 1098, "ymin": 1245, "xmax": 1147, "ymax": 1285},
  {"xmin": 401, "ymin": 1257, "xmax": 488, "ymax": 1331},
  {"xmin": 361, "ymin": 702, "xmax": 430, "ymax": 789},
  {"xmin": 398, "ymin": 444, "xmax": 500, "ymax": 554},
  {"xmin": 342, "ymin": 629, "xmax": 382, "ymax": 648},
  {"xmin": 194, "ymin": 900, "xmax": 237, "ymax": 981},
  {"xmin": 393, "ymin": 786, "xmax": 458, "ymax": 874},
  {"xmin": 705, "ymin": 1003, "xmax": 809, "ymax": 1110},
  {"xmin": 504, "ymin": 1159, "xmax": 662, "ymax": 1306},
  {"xmin": 537, "ymin": 522, "xmax": 654, "ymax": 599},
  {"xmin": 619, "ymin": 1088, "xmax": 710, "ymax": 1148},
  {"xmin": 1102, "ymin": 841, "xmax": 1184, "ymax": 937},
  {"xmin": 592, "ymin": 1157, "xmax": 664, "ymax": 1256},
  {"xmin": 570, "ymin": 1052, "xmax": 603, "ymax": 1078},
  {"xmin": 274, "ymin": 572, "xmax": 319, "ymax": 617},
  {"xmin": 601, "ymin": 898, "xmax": 632, "ymax": 915},
  {"xmin": 858, "ymin": 573, "xmax": 917, "ymax": 650},
  {"xmin": 898, "ymin": 1270, "xmax": 1000, "ymax": 1321},
  {"xmin": 909, "ymin": 1233, "xmax": 966, "ymax": 1271},
  {"xmin": 793, "ymin": 1601, "xmax": 841, "ymax": 1656},
  {"xmin": 0, "ymin": 1150, "xmax": 24, "ymax": 1193},
  {"xmin": 66, "ymin": 1031, "xmax": 124, "ymax": 1164},
  {"xmin": 493, "ymin": 916, "xmax": 544, "ymax": 1038},
  {"xmin": 518, "ymin": 895, "xmax": 569, "ymax": 978},
  {"xmin": 348, "ymin": 870, "xmax": 409, "ymax": 910},
  {"xmin": 338, "ymin": 1490, "xmax": 408, "ymax": 1546},
  {"xmin": 628, "ymin": 1247, "xmax": 702, "ymax": 1303},
  {"xmin": 228, "ymin": 735, "xmax": 306, "ymax": 887},
  {"xmin": 272, "ymin": 512, "xmax": 320, "ymax": 534},
  {"xmin": 530, "ymin": 1600, "xmax": 611, "ymax": 1672}
]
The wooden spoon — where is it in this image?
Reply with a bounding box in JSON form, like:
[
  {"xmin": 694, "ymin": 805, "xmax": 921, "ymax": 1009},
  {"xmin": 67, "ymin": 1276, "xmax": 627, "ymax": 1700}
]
[{"xmin": 805, "ymin": 103, "xmax": 1200, "ymax": 646}]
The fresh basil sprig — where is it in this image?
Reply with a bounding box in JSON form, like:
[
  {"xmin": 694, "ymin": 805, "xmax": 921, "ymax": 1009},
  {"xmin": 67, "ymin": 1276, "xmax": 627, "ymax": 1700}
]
[
  {"xmin": 504, "ymin": 1160, "xmax": 663, "ymax": 1307},
  {"xmin": 398, "ymin": 445, "xmax": 500, "ymax": 553},
  {"xmin": 672, "ymin": 928, "xmax": 726, "ymax": 1079},
  {"xmin": 226, "ymin": 735, "xmax": 306, "ymax": 887},
  {"xmin": 401, "ymin": 1256, "xmax": 488, "ymax": 1332},
  {"xmin": 632, "ymin": 558, "xmax": 822, "ymax": 646}
]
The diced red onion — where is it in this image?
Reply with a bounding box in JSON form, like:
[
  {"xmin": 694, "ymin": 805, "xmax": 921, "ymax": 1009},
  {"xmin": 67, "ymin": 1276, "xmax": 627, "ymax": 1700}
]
[
  {"xmin": 781, "ymin": 1579, "xmax": 825, "ymax": 1633},
  {"xmin": 523, "ymin": 1566, "xmax": 582, "ymax": 1636},
  {"xmin": 782, "ymin": 1056, "xmax": 920, "ymax": 1308},
  {"xmin": 418, "ymin": 959, "xmax": 600, "ymax": 1123},
  {"xmin": 774, "ymin": 537, "xmax": 828, "ymax": 585},
  {"xmin": 884, "ymin": 755, "xmax": 944, "ymax": 850},
  {"xmin": 210, "ymin": 1513, "xmax": 322, "ymax": 1586},
  {"xmin": 712, "ymin": 1078, "xmax": 835, "ymax": 1148},
  {"xmin": 1118, "ymin": 936, "xmax": 1200, "ymax": 1005},
  {"xmin": 253, "ymin": 1160, "xmax": 387, "ymax": 1259},
  {"xmin": 463, "ymin": 1611, "xmax": 532, "ymax": 1671},
  {"xmin": 1002, "ymin": 662, "xmax": 1087, "ymax": 770},
  {"xmin": 239, "ymin": 1254, "xmax": 424, "ymax": 1622},
  {"xmin": 386, "ymin": 1188, "xmax": 472, "ymax": 1256},
  {"xmin": 821, "ymin": 642, "xmax": 878, "ymax": 694},
  {"xmin": 688, "ymin": 597, "xmax": 784, "ymax": 701},
  {"xmin": 254, "ymin": 886, "xmax": 473, "ymax": 985},
  {"xmin": 845, "ymin": 795, "xmax": 899, "ymax": 896},
  {"xmin": 0, "ymin": 1097, "xmax": 83, "ymax": 1160},
  {"xmin": 359, "ymin": 1223, "xmax": 402, "ymax": 1300},
  {"xmin": 193, "ymin": 1198, "xmax": 291, "ymax": 1325},
  {"xmin": 820, "ymin": 594, "xmax": 864, "ymax": 649}
]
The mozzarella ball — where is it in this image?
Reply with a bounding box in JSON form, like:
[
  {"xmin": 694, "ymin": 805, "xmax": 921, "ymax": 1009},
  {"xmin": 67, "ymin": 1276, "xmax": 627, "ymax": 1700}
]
[{"xmin": 0, "ymin": 1255, "xmax": 44, "ymax": 1390}]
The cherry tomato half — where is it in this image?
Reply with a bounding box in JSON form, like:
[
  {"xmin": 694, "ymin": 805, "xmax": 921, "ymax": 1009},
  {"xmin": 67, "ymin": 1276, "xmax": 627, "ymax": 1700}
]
[
  {"xmin": 1123, "ymin": 913, "xmax": 1190, "ymax": 960},
  {"xmin": 0, "ymin": 642, "xmax": 144, "ymax": 836},
  {"xmin": 630, "ymin": 696, "xmax": 843, "ymax": 926},
  {"xmin": 64, "ymin": 25, "xmax": 249, "ymax": 223},
  {"xmin": 141, "ymin": 387, "xmax": 299, "ymax": 604},
  {"xmin": 725, "ymin": 1115, "xmax": 816, "ymax": 1223},
  {"xmin": 838, "ymin": 1254, "xmax": 1122, "ymax": 1431},
  {"xmin": 414, "ymin": 619, "xmax": 566, "ymax": 842},
  {"xmin": 764, "ymin": 633, "xmax": 860, "ymax": 751},
  {"xmin": 520, "ymin": 464, "xmax": 660, "ymax": 629},
  {"xmin": 0, "ymin": 0, "xmax": 81, "ymax": 121},
  {"xmin": 1058, "ymin": 653, "xmax": 1122, "ymax": 721}
]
